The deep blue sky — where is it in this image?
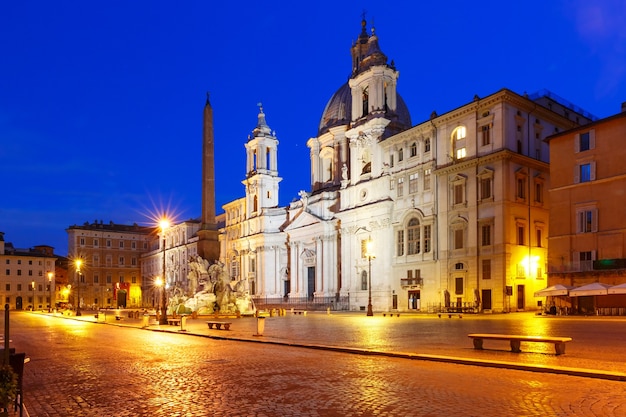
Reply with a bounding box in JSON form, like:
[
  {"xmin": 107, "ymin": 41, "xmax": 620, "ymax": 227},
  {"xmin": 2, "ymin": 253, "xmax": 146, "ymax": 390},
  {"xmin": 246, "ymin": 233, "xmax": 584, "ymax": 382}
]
[{"xmin": 2, "ymin": 1, "xmax": 625, "ymax": 256}]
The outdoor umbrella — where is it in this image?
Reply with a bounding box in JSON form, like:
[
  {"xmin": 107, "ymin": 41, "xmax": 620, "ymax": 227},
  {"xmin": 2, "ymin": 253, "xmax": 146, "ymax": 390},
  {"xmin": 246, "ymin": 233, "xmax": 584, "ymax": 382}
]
[
  {"xmin": 569, "ymin": 282, "xmax": 612, "ymax": 297},
  {"xmin": 608, "ymin": 282, "xmax": 626, "ymax": 295},
  {"xmin": 534, "ymin": 284, "xmax": 573, "ymax": 297}
]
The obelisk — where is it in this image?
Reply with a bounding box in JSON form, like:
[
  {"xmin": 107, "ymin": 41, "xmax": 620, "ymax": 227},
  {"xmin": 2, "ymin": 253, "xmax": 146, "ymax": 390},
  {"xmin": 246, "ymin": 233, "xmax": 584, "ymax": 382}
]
[{"xmin": 197, "ymin": 92, "xmax": 220, "ymax": 261}]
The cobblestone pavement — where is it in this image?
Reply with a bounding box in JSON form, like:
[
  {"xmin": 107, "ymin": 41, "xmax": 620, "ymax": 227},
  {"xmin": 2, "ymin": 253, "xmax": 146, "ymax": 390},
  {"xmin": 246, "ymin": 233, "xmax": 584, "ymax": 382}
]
[{"xmin": 6, "ymin": 311, "xmax": 626, "ymax": 416}]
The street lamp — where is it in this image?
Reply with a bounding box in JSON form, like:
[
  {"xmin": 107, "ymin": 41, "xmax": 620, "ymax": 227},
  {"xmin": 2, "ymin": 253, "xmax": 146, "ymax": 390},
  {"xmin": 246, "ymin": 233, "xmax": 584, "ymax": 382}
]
[
  {"xmin": 365, "ymin": 236, "xmax": 375, "ymax": 316},
  {"xmin": 75, "ymin": 258, "xmax": 83, "ymax": 316},
  {"xmin": 31, "ymin": 281, "xmax": 35, "ymax": 311},
  {"xmin": 158, "ymin": 218, "xmax": 170, "ymax": 325},
  {"xmin": 47, "ymin": 271, "xmax": 53, "ymax": 312}
]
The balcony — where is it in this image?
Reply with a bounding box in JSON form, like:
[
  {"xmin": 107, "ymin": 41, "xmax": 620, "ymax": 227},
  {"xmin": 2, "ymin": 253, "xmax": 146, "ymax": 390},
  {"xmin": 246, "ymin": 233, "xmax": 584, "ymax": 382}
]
[{"xmin": 401, "ymin": 277, "xmax": 423, "ymax": 288}]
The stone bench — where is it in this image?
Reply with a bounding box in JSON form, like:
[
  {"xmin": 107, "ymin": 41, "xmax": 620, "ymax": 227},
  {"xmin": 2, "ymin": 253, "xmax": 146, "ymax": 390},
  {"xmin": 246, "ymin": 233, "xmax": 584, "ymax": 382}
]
[
  {"xmin": 468, "ymin": 333, "xmax": 572, "ymax": 355},
  {"xmin": 206, "ymin": 321, "xmax": 232, "ymax": 330},
  {"xmin": 167, "ymin": 318, "xmax": 181, "ymax": 326}
]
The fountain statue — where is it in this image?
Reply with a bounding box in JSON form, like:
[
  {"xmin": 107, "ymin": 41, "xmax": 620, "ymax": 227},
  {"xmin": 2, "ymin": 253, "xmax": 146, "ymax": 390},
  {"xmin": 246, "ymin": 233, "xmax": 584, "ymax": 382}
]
[{"xmin": 167, "ymin": 255, "xmax": 256, "ymax": 316}]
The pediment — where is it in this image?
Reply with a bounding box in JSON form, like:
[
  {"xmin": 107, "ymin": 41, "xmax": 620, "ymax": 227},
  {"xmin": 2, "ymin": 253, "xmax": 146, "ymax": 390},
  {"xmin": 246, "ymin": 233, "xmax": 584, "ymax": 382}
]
[{"xmin": 283, "ymin": 209, "xmax": 323, "ymax": 231}]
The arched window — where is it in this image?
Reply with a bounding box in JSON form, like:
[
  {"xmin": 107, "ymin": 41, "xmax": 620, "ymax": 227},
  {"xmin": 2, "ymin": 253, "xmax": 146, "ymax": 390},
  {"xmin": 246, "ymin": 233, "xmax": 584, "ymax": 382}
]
[
  {"xmin": 424, "ymin": 138, "xmax": 431, "ymax": 153},
  {"xmin": 362, "ymin": 87, "xmax": 369, "ymax": 116},
  {"xmin": 410, "ymin": 142, "xmax": 417, "ymax": 157},
  {"xmin": 407, "ymin": 218, "xmax": 421, "ymax": 255}
]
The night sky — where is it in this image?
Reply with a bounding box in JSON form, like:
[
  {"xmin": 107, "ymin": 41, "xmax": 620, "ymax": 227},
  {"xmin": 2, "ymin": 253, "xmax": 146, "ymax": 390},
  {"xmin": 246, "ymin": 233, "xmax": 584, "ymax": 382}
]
[{"xmin": 2, "ymin": 0, "xmax": 625, "ymax": 256}]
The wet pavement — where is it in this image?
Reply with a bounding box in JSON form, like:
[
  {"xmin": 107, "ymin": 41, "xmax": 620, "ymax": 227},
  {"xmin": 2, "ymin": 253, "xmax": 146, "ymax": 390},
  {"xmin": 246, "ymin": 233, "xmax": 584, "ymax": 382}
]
[
  {"xmin": 7, "ymin": 309, "xmax": 626, "ymax": 416},
  {"xmin": 66, "ymin": 308, "xmax": 626, "ymax": 378}
]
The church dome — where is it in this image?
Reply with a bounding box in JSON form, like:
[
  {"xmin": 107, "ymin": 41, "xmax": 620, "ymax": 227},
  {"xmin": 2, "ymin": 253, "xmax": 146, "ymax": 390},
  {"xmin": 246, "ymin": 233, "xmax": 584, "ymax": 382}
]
[
  {"xmin": 317, "ymin": 82, "xmax": 412, "ymax": 137},
  {"xmin": 318, "ymin": 83, "xmax": 352, "ymax": 135}
]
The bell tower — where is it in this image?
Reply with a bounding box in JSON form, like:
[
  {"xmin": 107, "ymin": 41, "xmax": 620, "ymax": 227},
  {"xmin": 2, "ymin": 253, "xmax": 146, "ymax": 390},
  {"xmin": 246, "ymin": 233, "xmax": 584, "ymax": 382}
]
[{"xmin": 243, "ymin": 104, "xmax": 281, "ymax": 217}]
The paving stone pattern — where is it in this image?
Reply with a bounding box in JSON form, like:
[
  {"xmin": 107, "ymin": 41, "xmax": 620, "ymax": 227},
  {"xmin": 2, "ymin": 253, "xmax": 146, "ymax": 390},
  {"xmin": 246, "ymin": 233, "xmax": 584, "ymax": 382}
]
[{"xmin": 7, "ymin": 311, "xmax": 626, "ymax": 416}]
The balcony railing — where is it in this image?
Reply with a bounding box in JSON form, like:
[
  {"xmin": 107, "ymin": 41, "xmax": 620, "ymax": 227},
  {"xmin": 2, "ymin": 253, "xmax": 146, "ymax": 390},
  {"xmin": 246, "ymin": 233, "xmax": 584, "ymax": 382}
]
[{"xmin": 400, "ymin": 278, "xmax": 423, "ymax": 287}]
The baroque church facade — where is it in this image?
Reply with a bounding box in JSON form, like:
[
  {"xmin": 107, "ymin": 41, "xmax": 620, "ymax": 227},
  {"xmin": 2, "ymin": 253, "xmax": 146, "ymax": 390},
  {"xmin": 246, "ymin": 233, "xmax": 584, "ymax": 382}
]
[{"xmin": 218, "ymin": 19, "xmax": 595, "ymax": 314}]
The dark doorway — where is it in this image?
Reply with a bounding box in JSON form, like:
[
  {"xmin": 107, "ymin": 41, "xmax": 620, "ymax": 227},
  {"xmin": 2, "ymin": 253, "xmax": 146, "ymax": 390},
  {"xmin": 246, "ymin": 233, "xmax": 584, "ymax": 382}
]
[
  {"xmin": 517, "ymin": 285, "xmax": 525, "ymax": 310},
  {"xmin": 481, "ymin": 289, "xmax": 492, "ymax": 310},
  {"xmin": 117, "ymin": 290, "xmax": 127, "ymax": 308},
  {"xmin": 307, "ymin": 267, "xmax": 315, "ymax": 300},
  {"xmin": 408, "ymin": 290, "xmax": 420, "ymax": 310},
  {"xmin": 16, "ymin": 297, "xmax": 22, "ymax": 310},
  {"xmin": 284, "ymin": 280, "xmax": 290, "ymax": 298}
]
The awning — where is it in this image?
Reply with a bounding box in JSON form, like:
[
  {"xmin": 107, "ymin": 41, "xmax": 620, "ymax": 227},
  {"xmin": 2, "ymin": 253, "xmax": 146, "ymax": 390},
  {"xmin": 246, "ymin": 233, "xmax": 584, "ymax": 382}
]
[
  {"xmin": 534, "ymin": 284, "xmax": 573, "ymax": 297},
  {"xmin": 569, "ymin": 282, "xmax": 612, "ymax": 297},
  {"xmin": 608, "ymin": 283, "xmax": 626, "ymax": 295}
]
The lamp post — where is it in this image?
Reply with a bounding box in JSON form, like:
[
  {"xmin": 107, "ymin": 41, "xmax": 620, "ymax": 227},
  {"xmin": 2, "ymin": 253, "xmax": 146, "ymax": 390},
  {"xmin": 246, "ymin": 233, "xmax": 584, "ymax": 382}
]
[
  {"xmin": 31, "ymin": 281, "xmax": 35, "ymax": 311},
  {"xmin": 365, "ymin": 236, "xmax": 374, "ymax": 316},
  {"xmin": 47, "ymin": 271, "xmax": 53, "ymax": 312},
  {"xmin": 158, "ymin": 218, "xmax": 170, "ymax": 325},
  {"xmin": 75, "ymin": 258, "xmax": 82, "ymax": 316}
]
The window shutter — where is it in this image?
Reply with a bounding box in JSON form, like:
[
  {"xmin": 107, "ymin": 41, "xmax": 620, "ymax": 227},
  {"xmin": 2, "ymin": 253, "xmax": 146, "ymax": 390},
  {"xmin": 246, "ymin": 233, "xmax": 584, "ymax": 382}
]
[
  {"xmin": 590, "ymin": 161, "xmax": 596, "ymax": 181},
  {"xmin": 592, "ymin": 208, "xmax": 599, "ymax": 232},
  {"xmin": 574, "ymin": 133, "xmax": 580, "ymax": 153},
  {"xmin": 573, "ymin": 165, "xmax": 580, "ymax": 184},
  {"xmin": 589, "ymin": 129, "xmax": 596, "ymax": 150}
]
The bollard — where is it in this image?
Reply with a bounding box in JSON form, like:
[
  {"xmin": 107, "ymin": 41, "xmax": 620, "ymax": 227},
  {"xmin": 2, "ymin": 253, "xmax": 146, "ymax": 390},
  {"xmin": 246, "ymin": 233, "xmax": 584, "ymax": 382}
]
[
  {"xmin": 180, "ymin": 315, "xmax": 187, "ymax": 332},
  {"xmin": 255, "ymin": 316, "xmax": 266, "ymax": 336},
  {"xmin": 327, "ymin": 307, "xmax": 331, "ymax": 315}
]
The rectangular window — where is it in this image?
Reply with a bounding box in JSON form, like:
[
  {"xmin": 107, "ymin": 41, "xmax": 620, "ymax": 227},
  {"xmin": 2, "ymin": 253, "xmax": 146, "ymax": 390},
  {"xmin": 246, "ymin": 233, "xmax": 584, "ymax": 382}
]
[
  {"xmin": 409, "ymin": 173, "xmax": 418, "ymax": 194},
  {"xmin": 481, "ymin": 224, "xmax": 491, "ymax": 246},
  {"xmin": 118, "ymin": 256, "xmax": 124, "ymax": 266},
  {"xmin": 536, "ymin": 229, "xmax": 542, "ymax": 247},
  {"xmin": 480, "ymin": 178, "xmax": 492, "ymax": 200},
  {"xmin": 5, "ymin": 284, "xmax": 9, "ymax": 291},
  {"xmin": 93, "ymin": 239, "xmax": 99, "ymax": 247},
  {"xmin": 389, "ymin": 154, "xmax": 394, "ymax": 168},
  {"xmin": 577, "ymin": 209, "xmax": 597, "ymax": 233},
  {"xmin": 456, "ymin": 147, "xmax": 466, "ymax": 159},
  {"xmin": 360, "ymin": 240, "xmax": 368, "ymax": 259},
  {"xmin": 94, "ymin": 275, "xmax": 99, "ymax": 284},
  {"xmin": 535, "ymin": 183, "xmax": 543, "ymax": 203},
  {"xmin": 397, "ymin": 230, "xmax": 405, "ymax": 256},
  {"xmin": 17, "ymin": 284, "xmax": 22, "ymax": 291},
  {"xmin": 424, "ymin": 139, "xmax": 431, "ymax": 153},
  {"xmin": 80, "ymin": 237, "xmax": 85, "ymax": 246},
  {"xmin": 454, "ymin": 229, "xmax": 464, "ymax": 249},
  {"xmin": 131, "ymin": 257, "xmax": 137, "ymax": 266},
  {"xmin": 481, "ymin": 125, "xmax": 491, "ymax": 146},
  {"xmin": 455, "ymin": 277, "xmax": 463, "ymax": 295},
  {"xmin": 517, "ymin": 225, "xmax": 525, "ymax": 245},
  {"xmin": 132, "ymin": 276, "xmax": 137, "ymax": 284},
  {"xmin": 17, "ymin": 270, "xmax": 21, "ymax": 276},
  {"xmin": 424, "ymin": 169, "xmax": 431, "ymax": 190},
  {"xmin": 579, "ymin": 132, "xmax": 590, "ymax": 151},
  {"xmin": 119, "ymin": 276, "xmax": 125, "ymax": 283},
  {"xmin": 106, "ymin": 240, "xmax": 111, "ymax": 247},
  {"xmin": 397, "ymin": 178, "xmax": 404, "ymax": 197},
  {"xmin": 106, "ymin": 275, "xmax": 112, "ymax": 284},
  {"xmin": 517, "ymin": 178, "xmax": 526, "ymax": 199},
  {"xmin": 131, "ymin": 241, "xmax": 136, "ymax": 249},
  {"xmin": 424, "ymin": 225, "xmax": 431, "ymax": 253},
  {"xmin": 454, "ymin": 184, "xmax": 464, "ymax": 205},
  {"xmin": 580, "ymin": 163, "xmax": 591, "ymax": 182},
  {"xmin": 119, "ymin": 241, "xmax": 124, "ymax": 248},
  {"xmin": 482, "ymin": 259, "xmax": 491, "ymax": 280}
]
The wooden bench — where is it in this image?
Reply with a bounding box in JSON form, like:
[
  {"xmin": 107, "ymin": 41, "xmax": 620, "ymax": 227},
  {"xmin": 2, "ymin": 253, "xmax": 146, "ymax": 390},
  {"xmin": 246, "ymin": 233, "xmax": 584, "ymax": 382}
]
[
  {"xmin": 206, "ymin": 321, "xmax": 232, "ymax": 330},
  {"xmin": 167, "ymin": 318, "xmax": 181, "ymax": 326},
  {"xmin": 468, "ymin": 333, "xmax": 572, "ymax": 355}
]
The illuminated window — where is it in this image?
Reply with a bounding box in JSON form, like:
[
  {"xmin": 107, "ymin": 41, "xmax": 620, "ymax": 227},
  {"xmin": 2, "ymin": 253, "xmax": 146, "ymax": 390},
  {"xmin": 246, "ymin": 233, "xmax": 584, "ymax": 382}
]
[
  {"xmin": 453, "ymin": 126, "xmax": 466, "ymax": 140},
  {"xmin": 579, "ymin": 163, "xmax": 592, "ymax": 182},
  {"xmin": 456, "ymin": 147, "xmax": 467, "ymax": 159}
]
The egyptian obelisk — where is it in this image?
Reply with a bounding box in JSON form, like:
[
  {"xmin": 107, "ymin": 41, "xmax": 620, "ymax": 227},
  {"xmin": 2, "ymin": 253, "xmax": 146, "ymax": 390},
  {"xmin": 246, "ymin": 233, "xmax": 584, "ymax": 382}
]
[{"xmin": 197, "ymin": 92, "xmax": 220, "ymax": 261}]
